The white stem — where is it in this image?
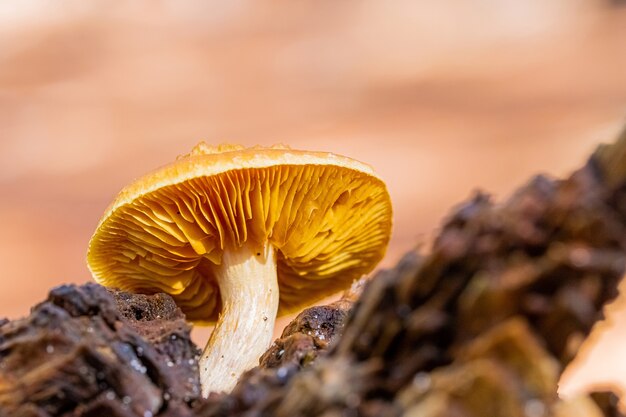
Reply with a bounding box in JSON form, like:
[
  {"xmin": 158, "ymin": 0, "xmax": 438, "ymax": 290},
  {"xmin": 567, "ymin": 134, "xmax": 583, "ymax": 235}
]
[{"xmin": 199, "ymin": 241, "xmax": 279, "ymax": 396}]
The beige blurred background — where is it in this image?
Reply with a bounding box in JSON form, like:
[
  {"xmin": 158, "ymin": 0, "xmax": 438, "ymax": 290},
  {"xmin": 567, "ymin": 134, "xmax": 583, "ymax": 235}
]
[{"xmin": 1, "ymin": 0, "xmax": 625, "ymax": 402}]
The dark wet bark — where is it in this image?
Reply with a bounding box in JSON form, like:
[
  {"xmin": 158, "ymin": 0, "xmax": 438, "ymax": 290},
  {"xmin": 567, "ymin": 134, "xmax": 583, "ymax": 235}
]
[{"xmin": 0, "ymin": 284, "xmax": 201, "ymax": 417}]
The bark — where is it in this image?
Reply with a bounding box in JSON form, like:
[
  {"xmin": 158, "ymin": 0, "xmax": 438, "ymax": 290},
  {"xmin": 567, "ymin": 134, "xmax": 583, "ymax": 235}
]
[{"xmin": 0, "ymin": 284, "xmax": 201, "ymax": 417}]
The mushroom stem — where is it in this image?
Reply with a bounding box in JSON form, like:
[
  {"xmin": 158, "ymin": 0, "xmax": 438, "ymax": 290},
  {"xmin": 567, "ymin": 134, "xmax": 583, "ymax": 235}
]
[{"xmin": 199, "ymin": 241, "xmax": 279, "ymax": 396}]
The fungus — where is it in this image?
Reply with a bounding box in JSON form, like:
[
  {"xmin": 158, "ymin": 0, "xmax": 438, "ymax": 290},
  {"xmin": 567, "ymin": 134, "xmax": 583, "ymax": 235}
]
[{"xmin": 87, "ymin": 143, "xmax": 392, "ymax": 395}]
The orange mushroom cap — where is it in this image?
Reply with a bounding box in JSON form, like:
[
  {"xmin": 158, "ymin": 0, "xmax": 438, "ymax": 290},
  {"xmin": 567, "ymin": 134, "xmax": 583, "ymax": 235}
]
[{"xmin": 87, "ymin": 143, "xmax": 392, "ymax": 323}]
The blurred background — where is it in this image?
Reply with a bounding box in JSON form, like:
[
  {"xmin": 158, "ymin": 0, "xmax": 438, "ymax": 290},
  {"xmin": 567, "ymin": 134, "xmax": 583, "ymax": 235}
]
[{"xmin": 1, "ymin": 0, "xmax": 625, "ymax": 402}]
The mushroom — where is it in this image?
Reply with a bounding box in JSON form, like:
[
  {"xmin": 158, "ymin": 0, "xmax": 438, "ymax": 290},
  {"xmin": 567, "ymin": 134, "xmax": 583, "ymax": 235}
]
[{"xmin": 87, "ymin": 143, "xmax": 392, "ymax": 395}]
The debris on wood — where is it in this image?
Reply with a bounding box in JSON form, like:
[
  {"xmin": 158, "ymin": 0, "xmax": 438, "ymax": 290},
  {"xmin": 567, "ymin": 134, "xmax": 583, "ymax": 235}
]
[{"xmin": 260, "ymin": 298, "xmax": 353, "ymax": 369}]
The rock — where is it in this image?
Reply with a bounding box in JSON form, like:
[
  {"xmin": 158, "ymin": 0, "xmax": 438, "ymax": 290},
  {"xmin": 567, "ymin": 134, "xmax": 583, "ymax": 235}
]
[{"xmin": 0, "ymin": 283, "xmax": 200, "ymax": 417}]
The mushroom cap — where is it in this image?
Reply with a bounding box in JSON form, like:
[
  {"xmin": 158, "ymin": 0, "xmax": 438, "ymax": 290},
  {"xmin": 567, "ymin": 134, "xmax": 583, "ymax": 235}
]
[{"xmin": 87, "ymin": 144, "xmax": 392, "ymax": 323}]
